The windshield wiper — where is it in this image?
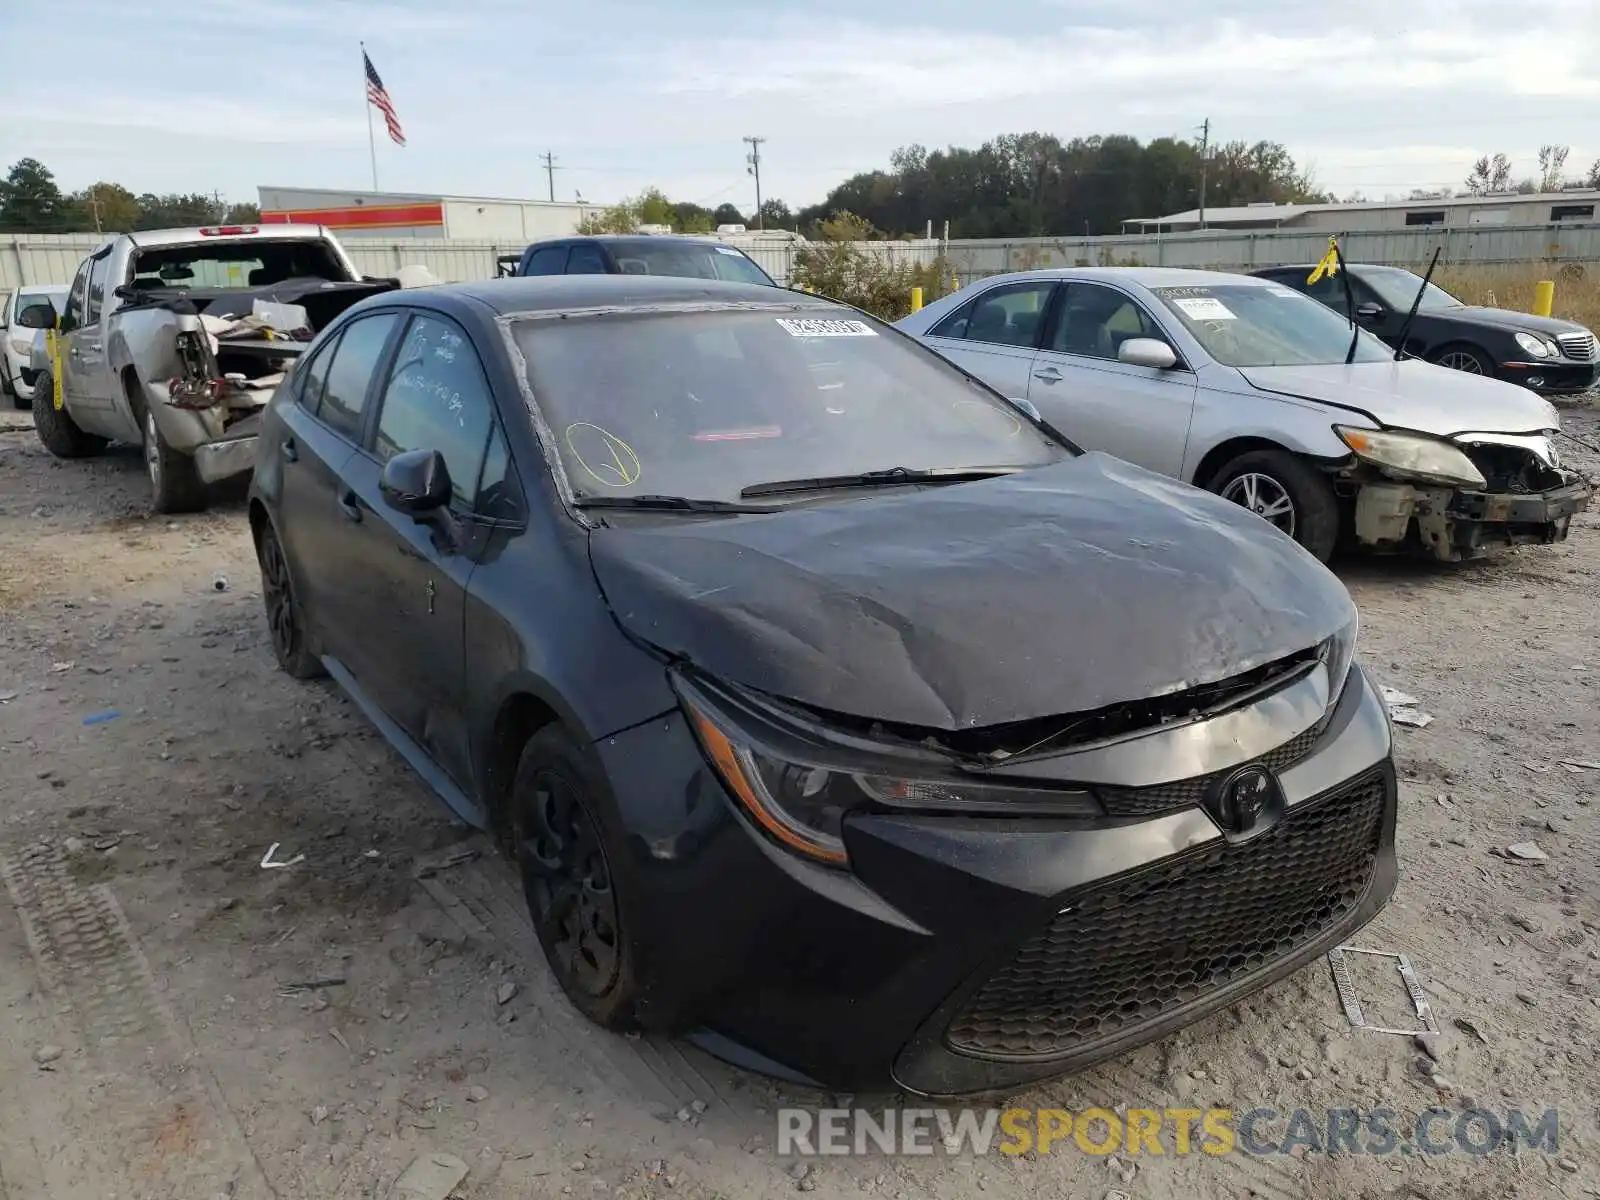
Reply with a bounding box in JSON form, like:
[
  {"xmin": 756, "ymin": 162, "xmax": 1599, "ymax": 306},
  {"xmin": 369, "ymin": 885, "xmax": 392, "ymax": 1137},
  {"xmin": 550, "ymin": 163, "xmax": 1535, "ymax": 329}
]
[
  {"xmin": 739, "ymin": 465, "xmax": 1020, "ymax": 499},
  {"xmin": 573, "ymin": 494, "xmax": 775, "ymax": 514}
]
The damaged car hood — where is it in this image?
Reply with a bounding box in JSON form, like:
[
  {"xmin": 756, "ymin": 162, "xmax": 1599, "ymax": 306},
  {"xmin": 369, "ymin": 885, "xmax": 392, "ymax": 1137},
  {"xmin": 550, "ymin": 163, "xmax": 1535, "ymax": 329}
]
[
  {"xmin": 1239, "ymin": 361, "xmax": 1560, "ymax": 437},
  {"xmin": 586, "ymin": 454, "xmax": 1356, "ymax": 731}
]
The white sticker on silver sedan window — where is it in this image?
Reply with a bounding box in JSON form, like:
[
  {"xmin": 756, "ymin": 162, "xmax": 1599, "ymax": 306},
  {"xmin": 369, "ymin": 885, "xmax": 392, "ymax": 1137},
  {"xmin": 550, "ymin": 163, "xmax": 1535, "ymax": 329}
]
[
  {"xmin": 776, "ymin": 317, "xmax": 878, "ymax": 337},
  {"xmin": 1172, "ymin": 296, "xmax": 1236, "ymax": 320}
]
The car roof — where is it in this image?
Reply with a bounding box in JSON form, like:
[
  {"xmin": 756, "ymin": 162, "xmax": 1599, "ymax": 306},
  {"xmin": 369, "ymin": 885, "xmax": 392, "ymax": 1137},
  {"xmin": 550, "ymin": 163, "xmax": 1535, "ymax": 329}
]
[
  {"xmin": 438, "ymin": 275, "xmax": 830, "ymax": 316},
  {"xmin": 965, "ymin": 266, "xmax": 1278, "ymax": 289},
  {"xmin": 526, "ymin": 234, "xmax": 748, "ymax": 249}
]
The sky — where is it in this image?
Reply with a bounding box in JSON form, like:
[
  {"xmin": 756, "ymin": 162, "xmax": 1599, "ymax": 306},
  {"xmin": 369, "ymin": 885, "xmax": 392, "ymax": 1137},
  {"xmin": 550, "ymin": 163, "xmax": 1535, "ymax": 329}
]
[{"xmin": 3, "ymin": 0, "xmax": 1599, "ymax": 216}]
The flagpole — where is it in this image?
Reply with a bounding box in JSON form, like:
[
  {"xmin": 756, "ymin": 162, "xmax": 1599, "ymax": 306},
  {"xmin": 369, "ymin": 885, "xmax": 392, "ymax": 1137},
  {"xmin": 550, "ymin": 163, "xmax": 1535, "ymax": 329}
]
[{"xmin": 362, "ymin": 41, "xmax": 378, "ymax": 191}]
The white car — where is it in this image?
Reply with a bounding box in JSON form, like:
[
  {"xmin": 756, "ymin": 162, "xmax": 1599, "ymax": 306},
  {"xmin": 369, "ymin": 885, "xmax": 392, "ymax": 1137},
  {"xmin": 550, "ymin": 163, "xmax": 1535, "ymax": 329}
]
[
  {"xmin": 898, "ymin": 267, "xmax": 1591, "ymax": 563},
  {"xmin": 2, "ymin": 284, "xmax": 69, "ymax": 408}
]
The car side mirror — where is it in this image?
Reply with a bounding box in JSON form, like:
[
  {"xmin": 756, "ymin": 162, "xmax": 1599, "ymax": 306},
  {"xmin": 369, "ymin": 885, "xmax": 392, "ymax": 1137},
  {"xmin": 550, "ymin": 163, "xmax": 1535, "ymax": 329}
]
[
  {"xmin": 380, "ymin": 449, "xmax": 452, "ymax": 516},
  {"xmin": 16, "ymin": 304, "xmax": 56, "ymax": 330},
  {"xmin": 1355, "ymin": 302, "xmax": 1385, "ymax": 320},
  {"xmin": 1117, "ymin": 337, "xmax": 1179, "ymax": 369}
]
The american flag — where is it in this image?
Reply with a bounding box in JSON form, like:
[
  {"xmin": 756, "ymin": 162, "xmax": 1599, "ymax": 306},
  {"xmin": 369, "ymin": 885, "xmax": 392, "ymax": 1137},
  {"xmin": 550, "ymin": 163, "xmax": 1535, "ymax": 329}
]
[{"xmin": 363, "ymin": 49, "xmax": 406, "ymax": 147}]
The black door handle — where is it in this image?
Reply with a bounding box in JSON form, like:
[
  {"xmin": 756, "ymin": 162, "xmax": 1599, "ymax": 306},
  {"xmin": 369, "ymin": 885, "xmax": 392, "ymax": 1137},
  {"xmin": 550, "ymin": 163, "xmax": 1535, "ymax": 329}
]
[
  {"xmin": 338, "ymin": 490, "xmax": 363, "ymax": 522},
  {"xmin": 280, "ymin": 438, "xmax": 298, "ymax": 462}
]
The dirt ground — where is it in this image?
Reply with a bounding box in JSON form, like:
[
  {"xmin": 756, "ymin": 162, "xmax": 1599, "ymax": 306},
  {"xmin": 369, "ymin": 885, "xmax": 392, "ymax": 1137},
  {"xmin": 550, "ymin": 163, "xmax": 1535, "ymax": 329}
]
[{"xmin": 0, "ymin": 400, "xmax": 1596, "ymax": 1200}]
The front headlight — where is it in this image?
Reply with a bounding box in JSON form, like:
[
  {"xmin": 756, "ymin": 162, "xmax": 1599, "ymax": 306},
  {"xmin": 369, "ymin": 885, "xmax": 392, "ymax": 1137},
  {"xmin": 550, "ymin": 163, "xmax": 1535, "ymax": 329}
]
[
  {"xmin": 1321, "ymin": 610, "xmax": 1360, "ymax": 714},
  {"xmin": 1335, "ymin": 425, "xmax": 1487, "ymax": 488},
  {"xmin": 1514, "ymin": 332, "xmax": 1556, "ymax": 359},
  {"xmin": 8, "ymin": 336, "xmax": 33, "ymax": 356},
  {"xmin": 676, "ymin": 675, "xmax": 1100, "ymax": 868}
]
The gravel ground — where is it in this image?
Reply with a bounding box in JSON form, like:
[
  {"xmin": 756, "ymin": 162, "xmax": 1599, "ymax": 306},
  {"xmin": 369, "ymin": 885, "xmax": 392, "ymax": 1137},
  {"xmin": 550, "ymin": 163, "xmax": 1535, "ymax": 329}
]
[{"xmin": 0, "ymin": 400, "xmax": 1596, "ymax": 1200}]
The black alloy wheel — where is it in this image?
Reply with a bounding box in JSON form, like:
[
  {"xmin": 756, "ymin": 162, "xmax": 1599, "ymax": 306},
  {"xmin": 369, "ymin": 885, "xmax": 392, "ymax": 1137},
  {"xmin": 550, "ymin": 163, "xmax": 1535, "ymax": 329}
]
[
  {"xmin": 510, "ymin": 729, "xmax": 635, "ymax": 1026},
  {"xmin": 256, "ymin": 522, "xmax": 323, "ymax": 678}
]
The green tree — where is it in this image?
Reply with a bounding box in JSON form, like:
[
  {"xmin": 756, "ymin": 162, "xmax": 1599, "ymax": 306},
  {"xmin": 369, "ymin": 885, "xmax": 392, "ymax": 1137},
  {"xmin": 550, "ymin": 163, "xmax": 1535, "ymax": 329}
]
[
  {"xmin": 712, "ymin": 202, "xmax": 746, "ymax": 226},
  {"xmin": 134, "ymin": 193, "xmax": 226, "ymax": 229},
  {"xmin": 68, "ymin": 182, "xmax": 139, "ymax": 233},
  {"xmin": 671, "ymin": 201, "xmax": 714, "ymax": 233},
  {"xmin": 757, "ymin": 199, "xmax": 793, "ymax": 229},
  {"xmin": 224, "ymin": 201, "xmax": 261, "ymax": 223},
  {"xmin": 0, "ymin": 157, "xmax": 68, "ymax": 231},
  {"xmin": 796, "ymin": 131, "xmax": 1322, "ymax": 238}
]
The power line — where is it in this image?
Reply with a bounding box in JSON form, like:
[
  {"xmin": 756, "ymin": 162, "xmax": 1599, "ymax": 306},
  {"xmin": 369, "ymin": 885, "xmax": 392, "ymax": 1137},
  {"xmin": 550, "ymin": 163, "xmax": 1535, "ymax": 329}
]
[{"xmin": 743, "ymin": 136, "xmax": 766, "ymax": 228}]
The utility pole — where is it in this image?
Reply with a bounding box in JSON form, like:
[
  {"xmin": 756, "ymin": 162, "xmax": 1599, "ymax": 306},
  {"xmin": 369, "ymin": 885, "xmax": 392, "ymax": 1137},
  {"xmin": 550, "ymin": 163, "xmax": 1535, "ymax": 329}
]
[
  {"xmin": 1196, "ymin": 118, "xmax": 1210, "ymax": 229},
  {"xmin": 539, "ymin": 153, "xmax": 559, "ymax": 203},
  {"xmin": 743, "ymin": 136, "xmax": 766, "ymax": 229},
  {"xmin": 86, "ymin": 189, "xmax": 103, "ymax": 234}
]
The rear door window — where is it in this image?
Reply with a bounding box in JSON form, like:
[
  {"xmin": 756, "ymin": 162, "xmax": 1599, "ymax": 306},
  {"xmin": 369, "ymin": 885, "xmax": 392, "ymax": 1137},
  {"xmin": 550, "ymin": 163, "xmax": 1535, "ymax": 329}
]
[
  {"xmin": 318, "ymin": 312, "xmax": 400, "ymax": 440},
  {"xmin": 932, "ymin": 281, "xmax": 1055, "ymax": 347}
]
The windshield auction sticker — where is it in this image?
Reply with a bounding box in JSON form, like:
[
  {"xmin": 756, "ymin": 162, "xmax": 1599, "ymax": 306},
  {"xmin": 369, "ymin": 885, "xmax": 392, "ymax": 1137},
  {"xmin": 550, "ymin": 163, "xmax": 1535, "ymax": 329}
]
[
  {"xmin": 1171, "ymin": 296, "xmax": 1236, "ymax": 321},
  {"xmin": 776, "ymin": 318, "xmax": 877, "ymax": 337}
]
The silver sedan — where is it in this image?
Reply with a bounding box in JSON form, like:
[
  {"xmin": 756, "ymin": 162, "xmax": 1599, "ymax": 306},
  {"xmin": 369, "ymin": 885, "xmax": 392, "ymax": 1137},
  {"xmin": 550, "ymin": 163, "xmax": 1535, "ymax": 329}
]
[{"xmin": 897, "ymin": 267, "xmax": 1589, "ymax": 563}]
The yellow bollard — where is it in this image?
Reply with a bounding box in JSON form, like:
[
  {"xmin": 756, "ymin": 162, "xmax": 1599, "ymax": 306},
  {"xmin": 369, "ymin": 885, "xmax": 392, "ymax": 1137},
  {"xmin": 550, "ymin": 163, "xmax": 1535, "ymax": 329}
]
[
  {"xmin": 1533, "ymin": 280, "xmax": 1554, "ymax": 318},
  {"xmin": 909, "ymin": 286, "xmax": 923, "ymax": 313}
]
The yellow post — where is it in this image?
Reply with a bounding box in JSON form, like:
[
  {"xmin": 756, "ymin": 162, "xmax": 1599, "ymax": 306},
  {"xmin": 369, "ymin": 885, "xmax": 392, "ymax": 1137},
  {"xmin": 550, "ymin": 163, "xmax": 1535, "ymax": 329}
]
[
  {"xmin": 1533, "ymin": 280, "xmax": 1555, "ymax": 318},
  {"xmin": 909, "ymin": 286, "xmax": 924, "ymax": 313}
]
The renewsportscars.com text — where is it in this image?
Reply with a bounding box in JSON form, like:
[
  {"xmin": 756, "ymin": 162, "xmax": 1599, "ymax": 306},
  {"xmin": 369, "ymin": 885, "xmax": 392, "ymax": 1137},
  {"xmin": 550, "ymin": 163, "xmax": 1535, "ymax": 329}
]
[{"xmin": 778, "ymin": 1106, "xmax": 1561, "ymax": 1158}]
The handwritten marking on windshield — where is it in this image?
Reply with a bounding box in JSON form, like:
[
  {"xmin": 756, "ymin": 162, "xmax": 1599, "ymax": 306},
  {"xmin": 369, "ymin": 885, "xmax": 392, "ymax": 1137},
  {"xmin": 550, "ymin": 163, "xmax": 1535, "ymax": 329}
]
[{"xmin": 565, "ymin": 422, "xmax": 642, "ymax": 487}]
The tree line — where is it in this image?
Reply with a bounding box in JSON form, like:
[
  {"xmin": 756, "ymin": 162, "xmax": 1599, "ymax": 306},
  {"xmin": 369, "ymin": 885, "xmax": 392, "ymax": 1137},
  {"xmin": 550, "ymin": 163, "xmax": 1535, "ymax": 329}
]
[
  {"xmin": 5, "ymin": 135, "xmax": 1598, "ymax": 242},
  {"xmin": 0, "ymin": 158, "xmax": 259, "ymax": 235}
]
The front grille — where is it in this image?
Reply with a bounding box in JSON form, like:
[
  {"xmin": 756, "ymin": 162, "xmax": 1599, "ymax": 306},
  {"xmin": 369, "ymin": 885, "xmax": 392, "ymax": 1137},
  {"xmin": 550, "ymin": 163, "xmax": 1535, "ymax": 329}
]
[
  {"xmin": 1096, "ymin": 722, "xmax": 1321, "ymax": 818},
  {"xmin": 1556, "ymin": 331, "xmax": 1596, "ymax": 361},
  {"xmin": 945, "ymin": 771, "xmax": 1387, "ymax": 1060}
]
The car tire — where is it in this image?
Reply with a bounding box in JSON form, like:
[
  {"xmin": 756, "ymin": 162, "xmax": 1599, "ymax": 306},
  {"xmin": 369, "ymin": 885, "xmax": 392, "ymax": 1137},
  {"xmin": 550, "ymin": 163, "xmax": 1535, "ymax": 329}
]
[
  {"xmin": 141, "ymin": 404, "xmax": 208, "ymax": 514},
  {"xmin": 32, "ymin": 369, "xmax": 109, "ymax": 457},
  {"xmin": 1210, "ymin": 448, "xmax": 1340, "ymax": 563},
  {"xmin": 1430, "ymin": 343, "xmax": 1495, "ymax": 378},
  {"xmin": 509, "ymin": 726, "xmax": 639, "ymax": 1030},
  {"xmin": 255, "ymin": 519, "xmax": 325, "ymax": 679}
]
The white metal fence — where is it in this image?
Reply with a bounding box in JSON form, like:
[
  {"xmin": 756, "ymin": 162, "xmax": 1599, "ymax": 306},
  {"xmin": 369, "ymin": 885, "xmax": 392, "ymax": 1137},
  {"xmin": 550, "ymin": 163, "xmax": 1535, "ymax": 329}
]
[{"xmin": 6, "ymin": 222, "xmax": 1599, "ymax": 293}]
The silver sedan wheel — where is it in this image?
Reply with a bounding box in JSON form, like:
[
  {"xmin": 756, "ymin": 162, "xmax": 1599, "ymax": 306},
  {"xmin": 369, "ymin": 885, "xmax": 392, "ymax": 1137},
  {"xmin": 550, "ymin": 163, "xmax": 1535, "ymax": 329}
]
[
  {"xmin": 1221, "ymin": 472, "xmax": 1297, "ymax": 537},
  {"xmin": 1437, "ymin": 349, "xmax": 1486, "ymax": 374},
  {"xmin": 144, "ymin": 409, "xmax": 162, "ymax": 490}
]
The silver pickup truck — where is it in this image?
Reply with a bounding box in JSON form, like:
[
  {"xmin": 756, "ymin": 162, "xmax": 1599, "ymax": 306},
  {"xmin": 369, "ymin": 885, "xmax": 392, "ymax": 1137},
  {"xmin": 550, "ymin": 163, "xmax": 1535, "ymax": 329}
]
[{"xmin": 18, "ymin": 224, "xmax": 401, "ymax": 512}]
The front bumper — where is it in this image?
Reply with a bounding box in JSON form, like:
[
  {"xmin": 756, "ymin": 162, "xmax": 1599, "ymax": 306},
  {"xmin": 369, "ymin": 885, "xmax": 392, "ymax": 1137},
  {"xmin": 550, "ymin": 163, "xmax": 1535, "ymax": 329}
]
[
  {"xmin": 1353, "ymin": 475, "xmax": 1592, "ymax": 561},
  {"xmin": 596, "ymin": 665, "xmax": 1396, "ymax": 1096},
  {"xmin": 1498, "ymin": 359, "xmax": 1599, "ymax": 395}
]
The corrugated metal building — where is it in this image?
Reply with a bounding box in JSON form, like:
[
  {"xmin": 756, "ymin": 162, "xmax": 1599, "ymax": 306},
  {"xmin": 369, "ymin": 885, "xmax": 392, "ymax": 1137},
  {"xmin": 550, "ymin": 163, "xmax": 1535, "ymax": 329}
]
[
  {"xmin": 1125, "ymin": 190, "xmax": 1600, "ymax": 234},
  {"xmin": 257, "ymin": 186, "xmax": 596, "ymax": 240}
]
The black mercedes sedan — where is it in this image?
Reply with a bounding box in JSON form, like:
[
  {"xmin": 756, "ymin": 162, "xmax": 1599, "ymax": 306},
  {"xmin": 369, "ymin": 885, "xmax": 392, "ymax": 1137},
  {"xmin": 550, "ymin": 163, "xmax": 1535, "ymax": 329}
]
[
  {"xmin": 1252, "ymin": 263, "xmax": 1600, "ymax": 394},
  {"xmin": 248, "ymin": 275, "xmax": 1397, "ymax": 1096}
]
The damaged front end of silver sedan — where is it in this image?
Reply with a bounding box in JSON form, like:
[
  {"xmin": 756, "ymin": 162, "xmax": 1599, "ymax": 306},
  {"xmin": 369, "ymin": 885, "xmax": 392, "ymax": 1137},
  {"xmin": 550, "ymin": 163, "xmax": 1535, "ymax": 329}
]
[{"xmin": 1338, "ymin": 427, "xmax": 1591, "ymax": 562}]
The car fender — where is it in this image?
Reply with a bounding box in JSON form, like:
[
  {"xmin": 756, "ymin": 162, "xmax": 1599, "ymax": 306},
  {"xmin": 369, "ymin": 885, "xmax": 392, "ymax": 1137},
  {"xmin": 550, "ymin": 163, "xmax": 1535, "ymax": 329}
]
[{"xmin": 1184, "ymin": 370, "xmax": 1365, "ymax": 484}]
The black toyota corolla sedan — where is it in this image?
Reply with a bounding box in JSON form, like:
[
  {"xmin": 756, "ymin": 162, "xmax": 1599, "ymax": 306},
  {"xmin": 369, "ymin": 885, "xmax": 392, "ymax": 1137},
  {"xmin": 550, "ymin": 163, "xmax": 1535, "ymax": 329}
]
[{"xmin": 249, "ymin": 275, "xmax": 1397, "ymax": 1096}]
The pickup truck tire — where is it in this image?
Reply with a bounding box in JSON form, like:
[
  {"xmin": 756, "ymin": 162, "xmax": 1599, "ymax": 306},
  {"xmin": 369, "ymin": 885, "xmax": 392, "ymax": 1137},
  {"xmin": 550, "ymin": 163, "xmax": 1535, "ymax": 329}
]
[
  {"xmin": 32, "ymin": 369, "xmax": 109, "ymax": 457},
  {"xmin": 1210, "ymin": 448, "xmax": 1341, "ymax": 563},
  {"xmin": 141, "ymin": 406, "xmax": 207, "ymax": 514}
]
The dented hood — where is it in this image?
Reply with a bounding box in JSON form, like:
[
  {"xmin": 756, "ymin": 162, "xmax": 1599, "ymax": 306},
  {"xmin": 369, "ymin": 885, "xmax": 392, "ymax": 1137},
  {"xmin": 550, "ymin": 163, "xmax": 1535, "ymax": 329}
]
[
  {"xmin": 1239, "ymin": 361, "xmax": 1560, "ymax": 437},
  {"xmin": 586, "ymin": 454, "xmax": 1355, "ymax": 731}
]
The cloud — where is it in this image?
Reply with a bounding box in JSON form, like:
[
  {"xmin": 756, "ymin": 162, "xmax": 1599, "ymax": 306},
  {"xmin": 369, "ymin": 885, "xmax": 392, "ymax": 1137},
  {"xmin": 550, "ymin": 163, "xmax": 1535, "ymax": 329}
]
[{"xmin": 0, "ymin": 0, "xmax": 1595, "ymax": 209}]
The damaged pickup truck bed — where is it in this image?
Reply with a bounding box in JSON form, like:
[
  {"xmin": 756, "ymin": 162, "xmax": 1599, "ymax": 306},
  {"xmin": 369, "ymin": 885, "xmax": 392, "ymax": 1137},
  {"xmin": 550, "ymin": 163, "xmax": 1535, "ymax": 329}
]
[{"xmin": 21, "ymin": 224, "xmax": 400, "ymax": 512}]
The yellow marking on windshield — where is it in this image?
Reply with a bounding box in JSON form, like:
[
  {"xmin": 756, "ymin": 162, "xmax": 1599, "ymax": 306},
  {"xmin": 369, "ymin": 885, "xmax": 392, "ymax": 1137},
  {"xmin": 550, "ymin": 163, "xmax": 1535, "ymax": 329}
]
[{"xmin": 565, "ymin": 422, "xmax": 642, "ymax": 488}]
